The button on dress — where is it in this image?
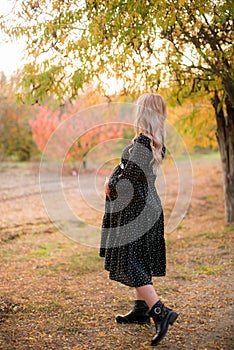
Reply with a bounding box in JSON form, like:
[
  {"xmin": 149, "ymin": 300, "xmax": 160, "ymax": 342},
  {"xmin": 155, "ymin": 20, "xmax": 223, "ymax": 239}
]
[{"xmin": 100, "ymin": 133, "xmax": 166, "ymax": 288}]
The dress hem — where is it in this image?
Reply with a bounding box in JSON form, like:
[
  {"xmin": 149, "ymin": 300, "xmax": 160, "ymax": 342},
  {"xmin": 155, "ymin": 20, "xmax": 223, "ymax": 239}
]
[{"xmin": 106, "ymin": 271, "xmax": 166, "ymax": 288}]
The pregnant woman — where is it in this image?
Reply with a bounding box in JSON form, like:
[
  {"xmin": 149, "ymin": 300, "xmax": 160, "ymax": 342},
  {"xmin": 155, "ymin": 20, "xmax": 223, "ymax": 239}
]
[{"xmin": 100, "ymin": 93, "xmax": 178, "ymax": 346}]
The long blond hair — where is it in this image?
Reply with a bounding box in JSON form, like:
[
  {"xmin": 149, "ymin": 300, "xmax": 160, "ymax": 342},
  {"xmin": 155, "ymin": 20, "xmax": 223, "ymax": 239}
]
[{"xmin": 131, "ymin": 93, "xmax": 167, "ymax": 175}]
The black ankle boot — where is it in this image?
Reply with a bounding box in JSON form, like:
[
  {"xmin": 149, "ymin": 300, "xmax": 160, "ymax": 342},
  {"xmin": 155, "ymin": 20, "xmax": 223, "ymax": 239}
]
[
  {"xmin": 148, "ymin": 300, "xmax": 178, "ymax": 346},
  {"xmin": 115, "ymin": 300, "xmax": 150, "ymax": 324}
]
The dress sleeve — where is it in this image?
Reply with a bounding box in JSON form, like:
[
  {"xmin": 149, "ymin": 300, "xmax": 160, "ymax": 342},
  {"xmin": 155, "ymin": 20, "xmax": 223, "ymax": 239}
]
[{"xmin": 108, "ymin": 135, "xmax": 152, "ymax": 191}]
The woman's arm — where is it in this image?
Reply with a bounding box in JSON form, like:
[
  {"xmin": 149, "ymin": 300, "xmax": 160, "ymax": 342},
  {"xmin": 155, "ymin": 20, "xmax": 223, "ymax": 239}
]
[
  {"xmin": 108, "ymin": 135, "xmax": 152, "ymax": 191},
  {"xmin": 104, "ymin": 177, "xmax": 111, "ymax": 200}
]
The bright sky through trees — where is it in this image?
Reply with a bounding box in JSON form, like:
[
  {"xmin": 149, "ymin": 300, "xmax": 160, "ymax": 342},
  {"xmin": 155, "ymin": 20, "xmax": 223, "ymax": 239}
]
[
  {"xmin": 0, "ymin": 1, "xmax": 25, "ymax": 75},
  {"xmin": 0, "ymin": 1, "xmax": 121, "ymax": 94}
]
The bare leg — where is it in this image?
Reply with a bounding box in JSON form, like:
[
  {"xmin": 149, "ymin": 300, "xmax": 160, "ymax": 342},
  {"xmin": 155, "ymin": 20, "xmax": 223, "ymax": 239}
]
[
  {"xmin": 135, "ymin": 285, "xmax": 160, "ymax": 309},
  {"xmin": 135, "ymin": 288, "xmax": 143, "ymax": 300}
]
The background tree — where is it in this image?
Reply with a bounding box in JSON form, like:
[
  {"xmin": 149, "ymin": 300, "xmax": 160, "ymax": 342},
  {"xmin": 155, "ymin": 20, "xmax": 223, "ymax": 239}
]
[
  {"xmin": 0, "ymin": 72, "xmax": 38, "ymax": 161},
  {"xmin": 1, "ymin": 0, "xmax": 233, "ymax": 222},
  {"xmin": 159, "ymin": 1, "xmax": 234, "ymax": 224},
  {"xmin": 29, "ymin": 98, "xmax": 126, "ymax": 171}
]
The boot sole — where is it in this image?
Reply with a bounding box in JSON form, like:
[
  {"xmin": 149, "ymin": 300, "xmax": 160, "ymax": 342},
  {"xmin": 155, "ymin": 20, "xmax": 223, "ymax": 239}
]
[{"xmin": 116, "ymin": 317, "xmax": 151, "ymax": 324}]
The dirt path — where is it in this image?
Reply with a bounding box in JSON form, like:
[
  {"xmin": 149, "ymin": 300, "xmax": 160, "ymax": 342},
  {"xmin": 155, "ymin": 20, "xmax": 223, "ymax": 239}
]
[{"xmin": 0, "ymin": 158, "xmax": 233, "ymax": 349}]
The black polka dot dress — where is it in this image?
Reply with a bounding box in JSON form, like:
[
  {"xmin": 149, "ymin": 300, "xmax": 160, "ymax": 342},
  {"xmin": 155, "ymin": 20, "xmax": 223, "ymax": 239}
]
[{"xmin": 100, "ymin": 133, "xmax": 166, "ymax": 288}]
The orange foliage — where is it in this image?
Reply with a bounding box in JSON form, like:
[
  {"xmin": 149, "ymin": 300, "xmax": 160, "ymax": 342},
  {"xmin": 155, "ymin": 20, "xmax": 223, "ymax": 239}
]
[{"xmin": 29, "ymin": 103, "xmax": 126, "ymax": 166}]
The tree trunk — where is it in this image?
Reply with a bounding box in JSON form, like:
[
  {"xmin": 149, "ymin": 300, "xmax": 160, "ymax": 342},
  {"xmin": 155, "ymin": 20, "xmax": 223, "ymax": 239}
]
[
  {"xmin": 212, "ymin": 91, "xmax": 234, "ymax": 224},
  {"xmin": 82, "ymin": 159, "xmax": 87, "ymax": 169}
]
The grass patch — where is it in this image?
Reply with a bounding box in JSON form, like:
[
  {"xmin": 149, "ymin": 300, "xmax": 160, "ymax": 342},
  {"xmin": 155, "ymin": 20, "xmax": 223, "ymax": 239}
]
[
  {"xmin": 204, "ymin": 231, "xmax": 217, "ymax": 239},
  {"xmin": 205, "ymin": 195, "xmax": 217, "ymax": 202},
  {"xmin": 174, "ymin": 262, "xmax": 225, "ymax": 277},
  {"xmin": 224, "ymin": 223, "xmax": 234, "ymax": 233},
  {"xmin": 30, "ymin": 242, "xmax": 57, "ymax": 257},
  {"xmin": 69, "ymin": 251, "xmax": 103, "ymax": 273},
  {"xmin": 194, "ymin": 264, "xmax": 224, "ymax": 276},
  {"xmin": 1, "ymin": 249, "xmax": 15, "ymax": 258},
  {"xmin": 188, "ymin": 151, "xmax": 220, "ymax": 160},
  {"xmin": 23, "ymin": 300, "xmax": 64, "ymax": 314},
  {"xmin": 165, "ymin": 238, "xmax": 173, "ymax": 247},
  {"xmin": 172, "ymin": 262, "xmax": 196, "ymax": 280},
  {"xmin": 32, "ymin": 247, "xmax": 103, "ymax": 276}
]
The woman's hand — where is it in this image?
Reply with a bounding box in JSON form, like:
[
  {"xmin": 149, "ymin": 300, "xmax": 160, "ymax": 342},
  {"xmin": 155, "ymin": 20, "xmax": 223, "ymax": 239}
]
[{"xmin": 104, "ymin": 177, "xmax": 111, "ymax": 200}]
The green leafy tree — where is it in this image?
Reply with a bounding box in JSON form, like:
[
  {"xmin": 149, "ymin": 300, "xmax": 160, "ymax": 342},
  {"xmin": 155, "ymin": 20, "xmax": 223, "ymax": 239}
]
[
  {"xmin": 1, "ymin": 0, "xmax": 233, "ymax": 222},
  {"xmin": 0, "ymin": 72, "xmax": 38, "ymax": 161}
]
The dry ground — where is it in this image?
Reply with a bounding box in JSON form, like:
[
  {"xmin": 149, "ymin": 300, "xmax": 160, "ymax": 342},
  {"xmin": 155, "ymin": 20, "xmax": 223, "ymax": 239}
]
[{"xmin": 0, "ymin": 157, "xmax": 233, "ymax": 350}]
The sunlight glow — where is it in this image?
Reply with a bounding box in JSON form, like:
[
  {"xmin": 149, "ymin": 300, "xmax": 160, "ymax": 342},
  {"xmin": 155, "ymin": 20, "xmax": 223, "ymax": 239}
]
[{"xmin": 99, "ymin": 75, "xmax": 124, "ymax": 95}]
